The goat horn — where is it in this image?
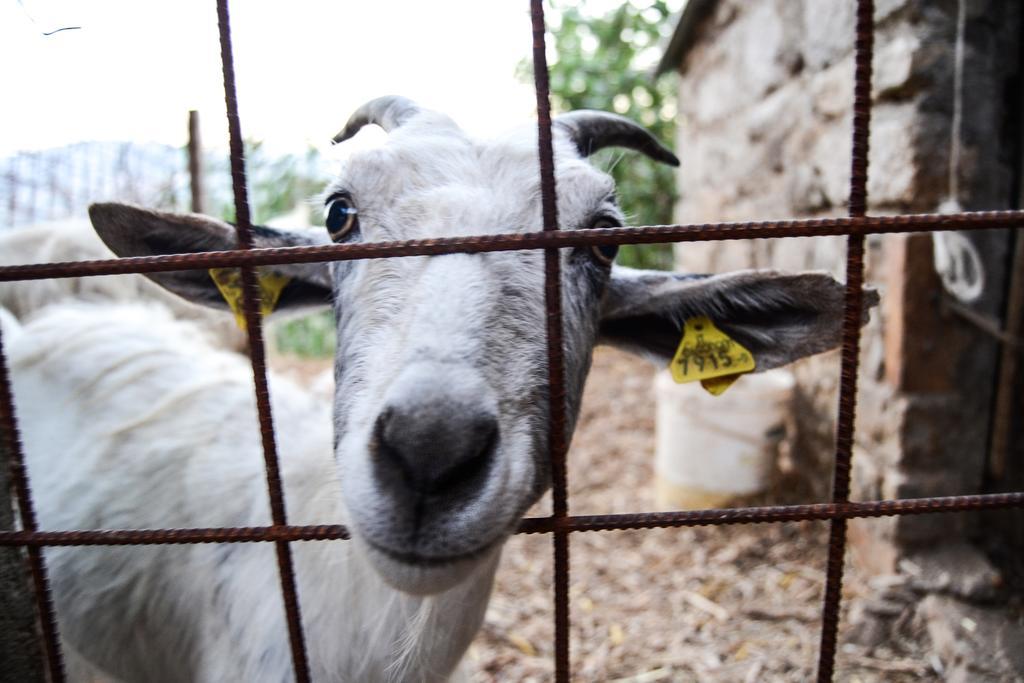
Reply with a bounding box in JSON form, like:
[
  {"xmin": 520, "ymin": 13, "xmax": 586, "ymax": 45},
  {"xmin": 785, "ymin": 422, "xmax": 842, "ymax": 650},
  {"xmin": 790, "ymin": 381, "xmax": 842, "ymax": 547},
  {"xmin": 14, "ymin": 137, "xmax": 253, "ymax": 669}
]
[
  {"xmin": 332, "ymin": 96, "xmax": 421, "ymax": 144},
  {"xmin": 554, "ymin": 110, "xmax": 680, "ymax": 167}
]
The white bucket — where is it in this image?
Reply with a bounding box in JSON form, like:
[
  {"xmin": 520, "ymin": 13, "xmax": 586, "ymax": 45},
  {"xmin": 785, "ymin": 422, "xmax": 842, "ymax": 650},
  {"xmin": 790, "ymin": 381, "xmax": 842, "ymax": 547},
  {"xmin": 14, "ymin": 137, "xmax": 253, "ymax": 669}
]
[{"xmin": 654, "ymin": 368, "xmax": 796, "ymax": 509}]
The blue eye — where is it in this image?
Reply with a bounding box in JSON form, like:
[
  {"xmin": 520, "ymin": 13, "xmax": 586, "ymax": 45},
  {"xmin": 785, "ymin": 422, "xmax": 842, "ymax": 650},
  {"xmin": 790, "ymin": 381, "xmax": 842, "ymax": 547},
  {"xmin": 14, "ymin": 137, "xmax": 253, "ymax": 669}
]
[{"xmin": 325, "ymin": 195, "xmax": 358, "ymax": 241}]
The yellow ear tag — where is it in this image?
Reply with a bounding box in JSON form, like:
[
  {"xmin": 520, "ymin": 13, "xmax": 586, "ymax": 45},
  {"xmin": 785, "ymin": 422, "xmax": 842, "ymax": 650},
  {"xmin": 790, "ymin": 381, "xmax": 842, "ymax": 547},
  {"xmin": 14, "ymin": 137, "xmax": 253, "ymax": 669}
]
[
  {"xmin": 208, "ymin": 267, "xmax": 291, "ymax": 331},
  {"xmin": 700, "ymin": 373, "xmax": 744, "ymax": 396},
  {"xmin": 668, "ymin": 316, "xmax": 756, "ymax": 395}
]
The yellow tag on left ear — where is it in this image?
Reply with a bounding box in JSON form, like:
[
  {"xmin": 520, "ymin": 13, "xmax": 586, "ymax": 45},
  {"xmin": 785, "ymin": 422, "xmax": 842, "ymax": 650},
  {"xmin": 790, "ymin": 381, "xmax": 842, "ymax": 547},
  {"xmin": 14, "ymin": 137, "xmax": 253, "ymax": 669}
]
[
  {"xmin": 209, "ymin": 267, "xmax": 291, "ymax": 331},
  {"xmin": 669, "ymin": 316, "xmax": 756, "ymax": 394}
]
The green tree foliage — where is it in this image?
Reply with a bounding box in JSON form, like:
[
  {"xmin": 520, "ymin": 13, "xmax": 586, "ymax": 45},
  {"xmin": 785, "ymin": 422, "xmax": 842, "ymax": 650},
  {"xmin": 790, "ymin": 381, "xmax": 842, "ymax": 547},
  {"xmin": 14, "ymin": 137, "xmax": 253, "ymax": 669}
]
[
  {"xmin": 525, "ymin": 0, "xmax": 679, "ymax": 269},
  {"xmin": 210, "ymin": 142, "xmax": 324, "ymax": 226}
]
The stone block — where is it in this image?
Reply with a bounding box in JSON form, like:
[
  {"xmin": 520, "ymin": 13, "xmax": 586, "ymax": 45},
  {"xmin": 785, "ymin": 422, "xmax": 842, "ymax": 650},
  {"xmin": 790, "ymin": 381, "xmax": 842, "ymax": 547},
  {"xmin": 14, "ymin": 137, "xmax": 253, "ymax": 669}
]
[
  {"xmin": 800, "ymin": 0, "xmax": 857, "ymax": 71},
  {"xmin": 867, "ymin": 103, "xmax": 919, "ymax": 206},
  {"xmin": 780, "ymin": 120, "xmax": 850, "ymax": 212},
  {"xmin": 873, "ymin": 29, "xmax": 921, "ymax": 99},
  {"xmin": 810, "ymin": 57, "xmax": 854, "ymax": 120},
  {"xmin": 746, "ymin": 81, "xmax": 805, "ymax": 146},
  {"xmin": 813, "ymin": 122, "xmax": 853, "ymax": 209}
]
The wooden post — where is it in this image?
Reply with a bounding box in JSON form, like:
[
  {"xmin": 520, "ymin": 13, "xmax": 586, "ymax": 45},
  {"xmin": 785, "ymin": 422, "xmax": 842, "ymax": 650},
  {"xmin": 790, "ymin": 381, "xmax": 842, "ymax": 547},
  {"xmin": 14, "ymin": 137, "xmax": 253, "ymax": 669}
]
[{"xmin": 188, "ymin": 110, "xmax": 204, "ymax": 214}]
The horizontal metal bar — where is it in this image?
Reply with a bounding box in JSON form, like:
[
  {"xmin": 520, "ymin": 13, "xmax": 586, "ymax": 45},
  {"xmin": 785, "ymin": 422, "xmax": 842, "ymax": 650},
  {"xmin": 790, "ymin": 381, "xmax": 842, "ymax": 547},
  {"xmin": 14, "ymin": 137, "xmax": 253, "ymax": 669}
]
[
  {"xmin": 516, "ymin": 491, "xmax": 1024, "ymax": 533},
  {"xmin": 0, "ymin": 525, "xmax": 351, "ymax": 546},
  {"xmin": 2, "ymin": 210, "xmax": 1022, "ymax": 283},
  {"xmin": 1, "ymin": 492, "xmax": 1020, "ymax": 547}
]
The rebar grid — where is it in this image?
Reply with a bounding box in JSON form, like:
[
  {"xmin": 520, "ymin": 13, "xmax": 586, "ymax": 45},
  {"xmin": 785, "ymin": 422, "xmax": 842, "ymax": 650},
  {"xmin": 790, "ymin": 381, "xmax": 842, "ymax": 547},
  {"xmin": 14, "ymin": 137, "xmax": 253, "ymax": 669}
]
[{"xmin": 0, "ymin": 0, "xmax": 1021, "ymax": 681}]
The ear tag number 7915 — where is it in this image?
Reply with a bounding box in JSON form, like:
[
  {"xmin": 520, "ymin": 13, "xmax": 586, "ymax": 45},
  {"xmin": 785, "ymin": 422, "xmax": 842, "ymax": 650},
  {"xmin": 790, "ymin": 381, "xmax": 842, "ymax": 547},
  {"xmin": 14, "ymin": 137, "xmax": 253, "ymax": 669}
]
[
  {"xmin": 669, "ymin": 316, "xmax": 756, "ymax": 395},
  {"xmin": 209, "ymin": 267, "xmax": 291, "ymax": 331}
]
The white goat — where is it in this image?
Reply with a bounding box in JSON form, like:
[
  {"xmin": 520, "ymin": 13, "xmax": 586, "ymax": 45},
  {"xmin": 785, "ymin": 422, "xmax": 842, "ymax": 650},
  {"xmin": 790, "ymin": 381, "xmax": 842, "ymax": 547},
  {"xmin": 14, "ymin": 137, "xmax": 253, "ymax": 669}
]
[
  {"xmin": 0, "ymin": 219, "xmax": 246, "ymax": 350},
  {"xmin": 10, "ymin": 97, "xmax": 877, "ymax": 682}
]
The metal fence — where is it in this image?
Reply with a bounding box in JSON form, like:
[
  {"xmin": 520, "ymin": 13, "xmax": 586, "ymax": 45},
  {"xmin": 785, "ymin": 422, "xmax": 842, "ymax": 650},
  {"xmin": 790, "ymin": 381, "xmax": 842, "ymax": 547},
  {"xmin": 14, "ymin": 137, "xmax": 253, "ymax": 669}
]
[
  {"xmin": 2, "ymin": 142, "xmax": 188, "ymax": 230},
  {"xmin": 0, "ymin": 0, "xmax": 1022, "ymax": 681}
]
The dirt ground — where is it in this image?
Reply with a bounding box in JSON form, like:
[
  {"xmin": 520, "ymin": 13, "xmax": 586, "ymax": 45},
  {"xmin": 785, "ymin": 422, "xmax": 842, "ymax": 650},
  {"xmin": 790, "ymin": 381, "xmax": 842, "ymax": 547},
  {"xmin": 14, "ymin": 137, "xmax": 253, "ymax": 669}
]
[
  {"xmin": 273, "ymin": 347, "xmax": 940, "ymax": 682},
  {"xmin": 461, "ymin": 348, "xmax": 939, "ymax": 683}
]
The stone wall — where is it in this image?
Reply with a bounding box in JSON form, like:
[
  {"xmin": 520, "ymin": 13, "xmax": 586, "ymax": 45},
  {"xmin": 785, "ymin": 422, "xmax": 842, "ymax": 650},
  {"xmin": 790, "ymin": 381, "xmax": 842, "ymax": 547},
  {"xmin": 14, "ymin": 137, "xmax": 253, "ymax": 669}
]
[
  {"xmin": 671, "ymin": 0, "xmax": 1017, "ymax": 546},
  {"xmin": 666, "ymin": 2, "xmax": 1023, "ymax": 675}
]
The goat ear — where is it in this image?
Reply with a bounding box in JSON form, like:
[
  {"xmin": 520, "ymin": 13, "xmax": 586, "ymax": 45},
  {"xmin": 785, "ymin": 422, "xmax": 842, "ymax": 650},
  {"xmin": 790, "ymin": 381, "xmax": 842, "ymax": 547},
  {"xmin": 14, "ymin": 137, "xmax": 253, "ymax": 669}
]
[
  {"xmin": 598, "ymin": 266, "xmax": 879, "ymax": 371},
  {"xmin": 88, "ymin": 203, "xmax": 333, "ymax": 311}
]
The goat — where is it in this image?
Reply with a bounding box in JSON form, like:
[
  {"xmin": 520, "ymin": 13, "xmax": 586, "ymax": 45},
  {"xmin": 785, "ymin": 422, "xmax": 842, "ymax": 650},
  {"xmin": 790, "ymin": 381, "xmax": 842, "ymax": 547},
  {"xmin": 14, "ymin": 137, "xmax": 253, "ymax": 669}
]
[
  {"xmin": 0, "ymin": 218, "xmax": 247, "ymax": 350},
  {"xmin": 10, "ymin": 97, "xmax": 878, "ymax": 682}
]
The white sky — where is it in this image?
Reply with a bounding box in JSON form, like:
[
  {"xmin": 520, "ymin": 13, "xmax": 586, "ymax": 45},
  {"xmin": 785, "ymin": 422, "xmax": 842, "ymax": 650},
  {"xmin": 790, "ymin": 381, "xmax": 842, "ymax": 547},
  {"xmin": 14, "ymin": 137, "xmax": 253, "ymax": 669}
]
[{"xmin": 0, "ymin": 0, "xmax": 554, "ymax": 159}]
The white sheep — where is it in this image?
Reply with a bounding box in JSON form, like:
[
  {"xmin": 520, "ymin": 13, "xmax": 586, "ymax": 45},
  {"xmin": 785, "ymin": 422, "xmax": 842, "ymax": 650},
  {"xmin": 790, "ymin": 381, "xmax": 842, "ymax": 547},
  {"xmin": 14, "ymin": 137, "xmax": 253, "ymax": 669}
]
[{"xmin": 10, "ymin": 97, "xmax": 877, "ymax": 682}]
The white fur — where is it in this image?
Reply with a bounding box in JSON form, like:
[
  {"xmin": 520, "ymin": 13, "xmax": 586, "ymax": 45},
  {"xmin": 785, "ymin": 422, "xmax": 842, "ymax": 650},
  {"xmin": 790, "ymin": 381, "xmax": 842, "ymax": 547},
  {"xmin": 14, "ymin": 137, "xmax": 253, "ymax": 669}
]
[
  {"xmin": 0, "ymin": 219, "xmax": 242, "ymax": 350},
  {"xmin": 12, "ymin": 303, "xmax": 492, "ymax": 682}
]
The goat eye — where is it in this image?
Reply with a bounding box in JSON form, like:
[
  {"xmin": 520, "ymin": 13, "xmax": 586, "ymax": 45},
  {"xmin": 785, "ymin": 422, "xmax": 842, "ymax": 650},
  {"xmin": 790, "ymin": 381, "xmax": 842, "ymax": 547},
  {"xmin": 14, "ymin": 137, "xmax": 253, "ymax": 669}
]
[
  {"xmin": 590, "ymin": 243, "xmax": 619, "ymax": 266},
  {"xmin": 325, "ymin": 195, "xmax": 359, "ymax": 242},
  {"xmin": 587, "ymin": 216, "xmax": 621, "ymax": 266}
]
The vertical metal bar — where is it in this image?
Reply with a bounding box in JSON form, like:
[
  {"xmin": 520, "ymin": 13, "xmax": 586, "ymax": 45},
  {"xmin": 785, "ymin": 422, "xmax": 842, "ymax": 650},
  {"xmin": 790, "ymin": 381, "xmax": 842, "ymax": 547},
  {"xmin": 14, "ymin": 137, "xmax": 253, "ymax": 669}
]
[
  {"xmin": 0, "ymin": 333, "xmax": 66, "ymax": 681},
  {"xmin": 817, "ymin": 1, "xmax": 874, "ymax": 680},
  {"xmin": 529, "ymin": 1, "xmax": 572, "ymax": 680},
  {"xmin": 215, "ymin": 2, "xmax": 311, "ymax": 681},
  {"xmin": 188, "ymin": 110, "xmax": 205, "ymax": 214}
]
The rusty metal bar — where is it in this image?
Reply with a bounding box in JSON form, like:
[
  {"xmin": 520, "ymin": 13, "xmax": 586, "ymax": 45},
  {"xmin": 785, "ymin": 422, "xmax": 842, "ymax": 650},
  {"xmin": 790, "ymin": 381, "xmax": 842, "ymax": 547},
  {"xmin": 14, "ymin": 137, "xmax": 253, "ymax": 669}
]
[
  {"xmin": 817, "ymin": 1, "xmax": 874, "ymax": 680},
  {"xmin": 529, "ymin": 1, "xmax": 573, "ymax": 679},
  {"xmin": 1, "ymin": 492, "xmax": 1022, "ymax": 548},
  {"xmin": 215, "ymin": 2, "xmax": 310, "ymax": 680},
  {"xmin": 0, "ymin": 330, "xmax": 65, "ymax": 680},
  {"xmin": 2, "ymin": 210, "xmax": 1022, "ymax": 284}
]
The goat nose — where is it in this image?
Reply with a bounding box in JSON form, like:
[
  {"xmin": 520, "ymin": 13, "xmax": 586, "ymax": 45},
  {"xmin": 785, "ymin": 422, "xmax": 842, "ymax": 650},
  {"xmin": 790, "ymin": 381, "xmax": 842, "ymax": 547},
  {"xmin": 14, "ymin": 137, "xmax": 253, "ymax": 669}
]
[{"xmin": 374, "ymin": 403, "xmax": 498, "ymax": 495}]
